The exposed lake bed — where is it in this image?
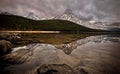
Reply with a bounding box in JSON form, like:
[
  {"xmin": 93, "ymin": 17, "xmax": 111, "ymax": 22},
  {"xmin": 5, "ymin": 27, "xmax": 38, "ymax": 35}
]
[{"xmin": 0, "ymin": 32, "xmax": 120, "ymax": 74}]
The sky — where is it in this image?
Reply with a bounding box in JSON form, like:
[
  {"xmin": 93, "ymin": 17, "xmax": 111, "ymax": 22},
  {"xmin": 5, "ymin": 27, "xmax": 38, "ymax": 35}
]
[{"xmin": 0, "ymin": 0, "xmax": 120, "ymax": 23}]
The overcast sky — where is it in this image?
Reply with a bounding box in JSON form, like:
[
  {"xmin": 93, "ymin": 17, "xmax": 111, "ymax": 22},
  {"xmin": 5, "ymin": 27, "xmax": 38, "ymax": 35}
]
[{"xmin": 0, "ymin": 0, "xmax": 120, "ymax": 23}]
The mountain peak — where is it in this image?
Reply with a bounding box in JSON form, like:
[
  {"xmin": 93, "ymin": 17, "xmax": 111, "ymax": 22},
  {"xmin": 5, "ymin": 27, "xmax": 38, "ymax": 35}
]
[
  {"xmin": 28, "ymin": 12, "xmax": 34, "ymax": 17},
  {"xmin": 54, "ymin": 9, "xmax": 75, "ymax": 20},
  {"xmin": 0, "ymin": 11, "xmax": 12, "ymax": 15},
  {"xmin": 64, "ymin": 9, "xmax": 73, "ymax": 15},
  {"xmin": 26, "ymin": 12, "xmax": 40, "ymax": 20}
]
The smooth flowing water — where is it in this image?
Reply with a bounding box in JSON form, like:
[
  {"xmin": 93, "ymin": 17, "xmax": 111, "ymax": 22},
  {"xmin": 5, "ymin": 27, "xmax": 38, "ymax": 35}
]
[{"xmin": 0, "ymin": 33, "xmax": 120, "ymax": 74}]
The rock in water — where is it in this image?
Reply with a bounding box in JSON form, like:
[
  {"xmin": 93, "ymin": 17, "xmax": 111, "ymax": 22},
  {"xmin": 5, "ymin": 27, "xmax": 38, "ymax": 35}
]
[
  {"xmin": 0, "ymin": 40, "xmax": 13, "ymax": 56},
  {"xmin": 37, "ymin": 64, "xmax": 74, "ymax": 74}
]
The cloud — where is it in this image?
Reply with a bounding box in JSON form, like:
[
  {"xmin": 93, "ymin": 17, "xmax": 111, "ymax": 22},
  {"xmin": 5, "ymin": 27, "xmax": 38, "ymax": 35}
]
[{"xmin": 0, "ymin": 0, "xmax": 120, "ymax": 23}]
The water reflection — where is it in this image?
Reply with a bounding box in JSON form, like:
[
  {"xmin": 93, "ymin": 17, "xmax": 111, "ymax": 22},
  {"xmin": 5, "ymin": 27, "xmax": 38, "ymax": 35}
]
[{"xmin": 1, "ymin": 34, "xmax": 120, "ymax": 74}]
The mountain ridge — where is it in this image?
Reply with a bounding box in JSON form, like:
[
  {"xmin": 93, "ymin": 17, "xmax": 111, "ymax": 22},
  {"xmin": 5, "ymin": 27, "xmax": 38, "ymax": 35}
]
[
  {"xmin": 0, "ymin": 14, "xmax": 106, "ymax": 32},
  {"xmin": 0, "ymin": 10, "xmax": 120, "ymax": 30}
]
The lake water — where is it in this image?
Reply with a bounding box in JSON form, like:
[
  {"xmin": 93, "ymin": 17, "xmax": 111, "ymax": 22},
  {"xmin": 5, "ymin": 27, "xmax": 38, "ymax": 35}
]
[{"xmin": 0, "ymin": 33, "xmax": 120, "ymax": 74}]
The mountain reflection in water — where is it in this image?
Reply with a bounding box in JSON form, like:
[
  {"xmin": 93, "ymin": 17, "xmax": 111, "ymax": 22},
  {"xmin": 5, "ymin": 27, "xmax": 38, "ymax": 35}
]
[{"xmin": 1, "ymin": 34, "xmax": 120, "ymax": 74}]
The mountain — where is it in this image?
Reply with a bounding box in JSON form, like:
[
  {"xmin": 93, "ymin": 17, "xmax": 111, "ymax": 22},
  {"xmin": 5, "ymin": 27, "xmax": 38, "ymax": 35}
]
[
  {"xmin": 0, "ymin": 11, "xmax": 42, "ymax": 20},
  {"xmin": 0, "ymin": 11, "xmax": 12, "ymax": 15},
  {"xmin": 25, "ymin": 12, "xmax": 41, "ymax": 20},
  {"xmin": 109, "ymin": 28, "xmax": 120, "ymax": 32},
  {"xmin": 55, "ymin": 9, "xmax": 110, "ymax": 30},
  {"xmin": 107, "ymin": 23, "xmax": 120, "ymax": 32},
  {"xmin": 0, "ymin": 14, "xmax": 105, "ymax": 32},
  {"xmin": 25, "ymin": 12, "xmax": 54, "ymax": 20},
  {"xmin": 0, "ymin": 10, "xmax": 119, "ymax": 31},
  {"xmin": 109, "ymin": 23, "xmax": 120, "ymax": 28}
]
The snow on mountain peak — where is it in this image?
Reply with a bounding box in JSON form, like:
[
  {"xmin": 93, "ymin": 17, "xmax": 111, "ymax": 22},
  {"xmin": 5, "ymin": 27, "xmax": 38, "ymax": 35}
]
[
  {"xmin": 26, "ymin": 12, "xmax": 41, "ymax": 20},
  {"xmin": 64, "ymin": 9, "xmax": 73, "ymax": 15},
  {"xmin": 54, "ymin": 9, "xmax": 109, "ymax": 30}
]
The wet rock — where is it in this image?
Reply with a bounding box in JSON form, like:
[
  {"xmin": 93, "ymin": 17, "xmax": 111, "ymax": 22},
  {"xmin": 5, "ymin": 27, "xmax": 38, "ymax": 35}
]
[
  {"xmin": 0, "ymin": 40, "xmax": 13, "ymax": 56},
  {"xmin": 0, "ymin": 33, "xmax": 21, "ymax": 41},
  {"xmin": 4, "ymin": 49, "xmax": 32, "ymax": 64},
  {"xmin": 37, "ymin": 64, "xmax": 74, "ymax": 74}
]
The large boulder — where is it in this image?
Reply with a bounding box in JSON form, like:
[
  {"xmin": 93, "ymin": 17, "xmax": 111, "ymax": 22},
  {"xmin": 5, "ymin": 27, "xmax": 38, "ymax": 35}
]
[{"xmin": 0, "ymin": 40, "xmax": 13, "ymax": 56}]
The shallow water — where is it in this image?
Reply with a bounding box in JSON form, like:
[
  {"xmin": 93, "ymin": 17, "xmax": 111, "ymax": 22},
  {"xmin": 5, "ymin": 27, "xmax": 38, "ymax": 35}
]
[{"xmin": 0, "ymin": 33, "xmax": 120, "ymax": 74}]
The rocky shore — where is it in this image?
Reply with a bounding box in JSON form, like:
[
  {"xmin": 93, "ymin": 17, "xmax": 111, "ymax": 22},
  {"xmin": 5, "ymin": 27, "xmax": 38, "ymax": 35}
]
[
  {"xmin": 0, "ymin": 33, "xmax": 21, "ymax": 56},
  {"xmin": 0, "ymin": 33, "xmax": 88, "ymax": 74}
]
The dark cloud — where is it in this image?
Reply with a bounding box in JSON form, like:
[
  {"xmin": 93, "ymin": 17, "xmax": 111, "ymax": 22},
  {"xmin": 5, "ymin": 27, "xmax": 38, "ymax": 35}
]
[{"xmin": 0, "ymin": 0, "xmax": 120, "ymax": 23}]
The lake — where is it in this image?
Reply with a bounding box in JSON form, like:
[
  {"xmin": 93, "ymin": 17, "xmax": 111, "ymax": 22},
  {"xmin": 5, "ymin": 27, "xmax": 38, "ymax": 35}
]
[{"xmin": 0, "ymin": 33, "xmax": 120, "ymax": 74}]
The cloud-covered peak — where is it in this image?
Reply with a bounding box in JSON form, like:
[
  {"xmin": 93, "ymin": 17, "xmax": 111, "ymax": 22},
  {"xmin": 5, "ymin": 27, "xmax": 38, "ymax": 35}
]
[{"xmin": 64, "ymin": 9, "xmax": 73, "ymax": 15}]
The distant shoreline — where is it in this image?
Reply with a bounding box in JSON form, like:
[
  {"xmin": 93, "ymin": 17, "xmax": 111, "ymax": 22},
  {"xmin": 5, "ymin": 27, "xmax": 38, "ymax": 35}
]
[
  {"xmin": 0, "ymin": 31, "xmax": 60, "ymax": 33},
  {"xmin": 0, "ymin": 30, "xmax": 120, "ymax": 34}
]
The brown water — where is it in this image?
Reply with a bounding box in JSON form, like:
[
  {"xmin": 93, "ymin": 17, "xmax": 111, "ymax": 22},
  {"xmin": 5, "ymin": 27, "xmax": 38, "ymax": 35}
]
[{"xmin": 0, "ymin": 33, "xmax": 120, "ymax": 74}]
